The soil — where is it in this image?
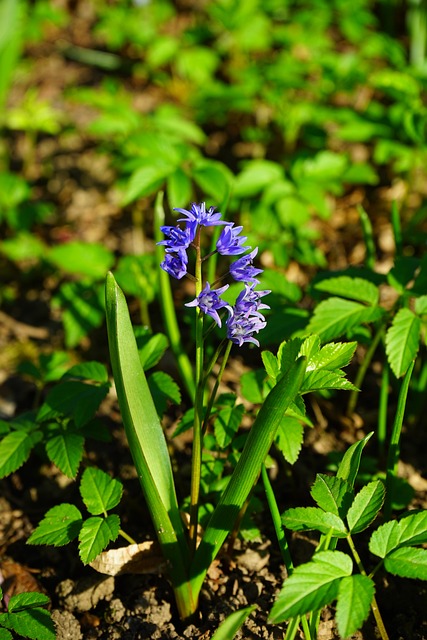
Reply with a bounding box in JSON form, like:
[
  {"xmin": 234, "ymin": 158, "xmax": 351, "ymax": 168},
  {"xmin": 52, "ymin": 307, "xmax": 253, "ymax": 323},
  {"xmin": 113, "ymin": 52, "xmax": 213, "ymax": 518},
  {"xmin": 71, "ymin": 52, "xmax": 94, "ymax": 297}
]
[{"xmin": 1, "ymin": 4, "xmax": 427, "ymax": 639}]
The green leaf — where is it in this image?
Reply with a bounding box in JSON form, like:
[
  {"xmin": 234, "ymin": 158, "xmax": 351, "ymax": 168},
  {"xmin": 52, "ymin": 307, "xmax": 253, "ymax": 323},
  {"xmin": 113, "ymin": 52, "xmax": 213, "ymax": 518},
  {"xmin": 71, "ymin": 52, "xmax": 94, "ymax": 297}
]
[
  {"xmin": 0, "ymin": 608, "xmax": 55, "ymax": 640},
  {"xmin": 240, "ymin": 369, "xmax": 266, "ymax": 404},
  {"xmin": 45, "ymin": 432, "xmax": 84, "ymax": 478},
  {"xmin": 166, "ymin": 168, "xmax": 192, "ymax": 209},
  {"xmin": 277, "ymin": 338, "xmax": 304, "ymax": 375},
  {"xmin": 301, "ymin": 369, "xmax": 357, "ymax": 393},
  {"xmin": 7, "ymin": 592, "xmax": 50, "ymax": 613},
  {"xmin": 385, "ymin": 308, "xmax": 421, "ymax": 378},
  {"xmin": 211, "ymin": 605, "xmax": 257, "ymax": 640},
  {"xmin": 136, "ymin": 332, "xmax": 169, "ymax": 370},
  {"xmin": 336, "ymin": 575, "xmax": 375, "ymax": 638},
  {"xmin": 80, "ymin": 467, "xmax": 123, "ymax": 515},
  {"xmin": 48, "ymin": 242, "xmax": 114, "ymax": 279},
  {"xmin": 310, "ymin": 474, "xmax": 353, "ymax": 518},
  {"xmin": 27, "ymin": 504, "xmax": 83, "ymax": 546},
  {"xmin": 313, "ymin": 277, "xmax": 379, "ymax": 305},
  {"xmin": 78, "ymin": 514, "xmax": 120, "ymax": 564},
  {"xmin": 275, "ymin": 417, "xmax": 304, "ymax": 465},
  {"xmin": 123, "ymin": 163, "xmax": 174, "ymax": 205},
  {"xmin": 62, "ymin": 361, "xmax": 109, "ymax": 384},
  {"xmin": 304, "ymin": 340, "xmax": 357, "ymax": 371},
  {"xmin": 0, "ymin": 627, "xmax": 13, "ymax": 640},
  {"xmin": 233, "ymin": 160, "xmax": 283, "ymax": 198},
  {"xmin": 346, "ymin": 481, "xmax": 385, "ymax": 533},
  {"xmin": 37, "ymin": 381, "xmax": 109, "ymax": 428},
  {"xmin": 0, "ymin": 431, "xmax": 34, "ymax": 478},
  {"xmin": 269, "ymin": 551, "xmax": 353, "ymax": 622},
  {"xmin": 282, "ymin": 507, "xmax": 347, "ymax": 537},
  {"xmin": 105, "ymin": 273, "xmax": 190, "ymax": 585},
  {"xmin": 369, "ymin": 511, "xmax": 427, "ymax": 558},
  {"xmin": 336, "ymin": 432, "xmax": 373, "ymax": 489},
  {"xmin": 384, "ymin": 547, "xmax": 427, "ymax": 580},
  {"xmin": 214, "ymin": 404, "xmax": 245, "ymax": 449},
  {"xmin": 307, "ymin": 298, "xmax": 383, "ymax": 342},
  {"xmin": 261, "ymin": 350, "xmax": 279, "ymax": 381},
  {"xmin": 193, "ymin": 159, "xmax": 233, "ymax": 204},
  {"xmin": 415, "ymin": 295, "xmax": 427, "ymax": 316},
  {"xmin": 52, "ymin": 281, "xmax": 105, "ymax": 348},
  {"xmin": 148, "ymin": 371, "xmax": 181, "ymax": 416}
]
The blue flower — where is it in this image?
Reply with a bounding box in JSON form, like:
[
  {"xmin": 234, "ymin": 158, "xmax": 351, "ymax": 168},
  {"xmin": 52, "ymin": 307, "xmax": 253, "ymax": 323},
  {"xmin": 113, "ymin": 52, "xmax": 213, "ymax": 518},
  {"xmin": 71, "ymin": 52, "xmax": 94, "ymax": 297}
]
[
  {"xmin": 216, "ymin": 224, "xmax": 250, "ymax": 256},
  {"xmin": 235, "ymin": 284, "xmax": 270, "ymax": 314},
  {"xmin": 160, "ymin": 250, "xmax": 188, "ymax": 280},
  {"xmin": 226, "ymin": 311, "xmax": 267, "ymax": 347},
  {"xmin": 185, "ymin": 282, "xmax": 232, "ymax": 327},
  {"xmin": 158, "ymin": 225, "xmax": 194, "ymax": 253},
  {"xmin": 230, "ymin": 248, "xmax": 263, "ymax": 284},
  {"xmin": 175, "ymin": 202, "xmax": 227, "ymax": 234}
]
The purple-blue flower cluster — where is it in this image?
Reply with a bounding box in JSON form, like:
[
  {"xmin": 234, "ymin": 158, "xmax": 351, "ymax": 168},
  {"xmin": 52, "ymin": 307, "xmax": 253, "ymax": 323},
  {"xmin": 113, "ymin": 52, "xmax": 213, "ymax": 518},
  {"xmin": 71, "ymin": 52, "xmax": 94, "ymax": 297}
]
[{"xmin": 158, "ymin": 202, "xmax": 270, "ymax": 347}]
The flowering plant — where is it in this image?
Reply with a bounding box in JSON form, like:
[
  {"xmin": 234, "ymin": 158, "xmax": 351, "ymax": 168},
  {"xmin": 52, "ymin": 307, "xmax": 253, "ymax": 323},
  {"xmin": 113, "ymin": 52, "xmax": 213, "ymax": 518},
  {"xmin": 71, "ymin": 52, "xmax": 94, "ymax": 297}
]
[{"xmin": 105, "ymin": 199, "xmax": 307, "ymax": 619}]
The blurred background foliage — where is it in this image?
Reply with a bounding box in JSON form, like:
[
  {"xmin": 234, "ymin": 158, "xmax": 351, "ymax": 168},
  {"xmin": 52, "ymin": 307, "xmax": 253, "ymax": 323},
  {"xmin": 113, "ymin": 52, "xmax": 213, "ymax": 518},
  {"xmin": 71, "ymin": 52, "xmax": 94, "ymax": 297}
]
[{"xmin": 1, "ymin": 0, "xmax": 427, "ymax": 351}]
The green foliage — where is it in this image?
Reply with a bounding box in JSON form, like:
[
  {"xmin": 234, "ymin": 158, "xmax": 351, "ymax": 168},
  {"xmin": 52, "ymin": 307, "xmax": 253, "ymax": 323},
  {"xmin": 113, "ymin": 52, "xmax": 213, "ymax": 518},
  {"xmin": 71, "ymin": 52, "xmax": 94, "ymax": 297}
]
[
  {"xmin": 0, "ymin": 589, "xmax": 55, "ymax": 640},
  {"xmin": 211, "ymin": 605, "xmax": 257, "ymax": 640}
]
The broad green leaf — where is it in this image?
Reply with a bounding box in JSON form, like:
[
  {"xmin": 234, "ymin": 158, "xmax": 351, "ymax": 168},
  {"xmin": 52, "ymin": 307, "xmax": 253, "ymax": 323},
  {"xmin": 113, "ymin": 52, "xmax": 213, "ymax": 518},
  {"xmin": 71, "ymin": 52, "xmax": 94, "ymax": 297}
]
[
  {"xmin": 80, "ymin": 467, "xmax": 123, "ymax": 515},
  {"xmin": 48, "ymin": 242, "xmax": 114, "ymax": 279},
  {"xmin": 78, "ymin": 514, "xmax": 120, "ymax": 564},
  {"xmin": 211, "ymin": 605, "xmax": 257, "ymax": 640},
  {"xmin": 336, "ymin": 575, "xmax": 375, "ymax": 638},
  {"xmin": 261, "ymin": 350, "xmax": 279, "ymax": 381},
  {"xmin": 313, "ymin": 277, "xmax": 379, "ymax": 305},
  {"xmin": 387, "ymin": 256, "xmax": 420, "ymax": 293},
  {"xmin": 115, "ymin": 255, "xmax": 157, "ymax": 302},
  {"xmin": 233, "ymin": 160, "xmax": 283, "ymax": 198},
  {"xmin": 282, "ymin": 507, "xmax": 347, "ymax": 537},
  {"xmin": 0, "ymin": 431, "xmax": 34, "ymax": 478},
  {"xmin": 45, "ymin": 432, "xmax": 84, "ymax": 478},
  {"xmin": 36, "ymin": 381, "xmax": 109, "ymax": 428},
  {"xmin": 105, "ymin": 273, "xmax": 190, "ymax": 584},
  {"xmin": 166, "ymin": 167, "xmax": 192, "ymax": 209},
  {"xmin": 136, "ymin": 332, "xmax": 169, "ymax": 370},
  {"xmin": 0, "ymin": 608, "xmax": 55, "ymax": 640},
  {"xmin": 7, "ymin": 592, "xmax": 50, "ymax": 613},
  {"xmin": 275, "ymin": 417, "xmax": 304, "ymax": 465},
  {"xmin": 384, "ymin": 547, "xmax": 427, "ymax": 580},
  {"xmin": 123, "ymin": 163, "xmax": 174, "ymax": 205},
  {"xmin": 346, "ymin": 481, "xmax": 385, "ymax": 533},
  {"xmin": 337, "ymin": 432, "xmax": 373, "ymax": 488},
  {"xmin": 415, "ymin": 295, "xmax": 427, "ymax": 316},
  {"xmin": 52, "ymin": 281, "xmax": 105, "ymax": 348},
  {"xmin": 306, "ymin": 341, "xmax": 357, "ymax": 371},
  {"xmin": 191, "ymin": 357, "xmax": 306, "ymax": 596},
  {"xmin": 307, "ymin": 298, "xmax": 383, "ymax": 342},
  {"xmin": 214, "ymin": 404, "xmax": 245, "ymax": 449},
  {"xmin": 27, "ymin": 504, "xmax": 83, "ymax": 546},
  {"xmin": 193, "ymin": 159, "xmax": 233, "ymax": 204},
  {"xmin": 369, "ymin": 511, "xmax": 427, "ymax": 558},
  {"xmin": 62, "ymin": 361, "xmax": 109, "ymax": 384},
  {"xmin": 148, "ymin": 371, "xmax": 181, "ymax": 416},
  {"xmin": 301, "ymin": 369, "xmax": 357, "ymax": 393},
  {"xmin": 269, "ymin": 551, "xmax": 353, "ymax": 622},
  {"xmin": 240, "ymin": 369, "xmax": 266, "ymax": 404},
  {"xmin": 385, "ymin": 308, "xmax": 421, "ymax": 378},
  {"xmin": 277, "ymin": 338, "xmax": 303, "ymax": 375},
  {"xmin": 310, "ymin": 474, "xmax": 353, "ymax": 518},
  {"xmin": 0, "ymin": 627, "xmax": 13, "ymax": 640}
]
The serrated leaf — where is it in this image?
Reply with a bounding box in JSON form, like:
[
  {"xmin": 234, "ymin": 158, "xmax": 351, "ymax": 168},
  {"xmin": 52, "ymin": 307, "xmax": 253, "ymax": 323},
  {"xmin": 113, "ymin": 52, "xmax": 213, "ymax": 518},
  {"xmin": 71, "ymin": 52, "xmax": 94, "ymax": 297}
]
[
  {"xmin": 277, "ymin": 338, "xmax": 303, "ymax": 375},
  {"xmin": 307, "ymin": 341, "xmax": 357, "ymax": 371},
  {"xmin": 415, "ymin": 295, "xmax": 427, "ymax": 316},
  {"xmin": 314, "ymin": 276, "xmax": 379, "ymax": 305},
  {"xmin": 148, "ymin": 371, "xmax": 181, "ymax": 416},
  {"xmin": 0, "ymin": 431, "xmax": 34, "ymax": 478},
  {"xmin": 275, "ymin": 417, "xmax": 304, "ymax": 465},
  {"xmin": 261, "ymin": 351, "xmax": 279, "ymax": 381},
  {"xmin": 337, "ymin": 432, "xmax": 373, "ymax": 489},
  {"xmin": 307, "ymin": 298, "xmax": 383, "ymax": 342},
  {"xmin": 214, "ymin": 404, "xmax": 245, "ymax": 449},
  {"xmin": 310, "ymin": 474, "xmax": 353, "ymax": 518},
  {"xmin": 36, "ymin": 381, "xmax": 109, "ymax": 428},
  {"xmin": 301, "ymin": 369, "xmax": 357, "ymax": 393},
  {"xmin": 269, "ymin": 551, "xmax": 352, "ymax": 622},
  {"xmin": 78, "ymin": 514, "xmax": 120, "ymax": 564},
  {"xmin": 45, "ymin": 432, "xmax": 84, "ymax": 478},
  {"xmin": 0, "ymin": 627, "xmax": 13, "ymax": 640},
  {"xmin": 369, "ymin": 511, "xmax": 427, "ymax": 558},
  {"xmin": 385, "ymin": 308, "xmax": 421, "ymax": 378},
  {"xmin": 282, "ymin": 507, "xmax": 347, "ymax": 537},
  {"xmin": 8, "ymin": 592, "xmax": 50, "ymax": 613},
  {"xmin": 336, "ymin": 575, "xmax": 375, "ymax": 638},
  {"xmin": 347, "ymin": 481, "xmax": 385, "ymax": 533},
  {"xmin": 0, "ymin": 609, "xmax": 55, "ymax": 640},
  {"xmin": 62, "ymin": 361, "xmax": 109, "ymax": 384},
  {"xmin": 80, "ymin": 467, "xmax": 123, "ymax": 515},
  {"xmin": 27, "ymin": 504, "xmax": 83, "ymax": 546},
  {"xmin": 385, "ymin": 547, "xmax": 427, "ymax": 580}
]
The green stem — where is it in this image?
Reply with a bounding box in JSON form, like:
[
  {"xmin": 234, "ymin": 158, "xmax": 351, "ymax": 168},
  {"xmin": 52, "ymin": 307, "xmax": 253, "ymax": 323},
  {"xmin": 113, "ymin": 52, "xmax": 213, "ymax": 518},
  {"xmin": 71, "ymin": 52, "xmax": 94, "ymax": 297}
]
[
  {"xmin": 284, "ymin": 617, "xmax": 301, "ymax": 640},
  {"xmin": 189, "ymin": 228, "xmax": 204, "ymax": 556},
  {"xmin": 346, "ymin": 533, "xmax": 389, "ymax": 640},
  {"xmin": 377, "ymin": 361, "xmax": 389, "ymax": 462},
  {"xmin": 119, "ymin": 528, "xmax": 137, "ymax": 545},
  {"xmin": 384, "ymin": 360, "xmax": 415, "ymax": 518},
  {"xmin": 154, "ymin": 193, "xmax": 196, "ymax": 401},
  {"xmin": 347, "ymin": 324, "xmax": 385, "ymax": 416},
  {"xmin": 202, "ymin": 339, "xmax": 233, "ymax": 434},
  {"xmin": 358, "ymin": 205, "xmax": 376, "ymax": 270},
  {"xmin": 301, "ymin": 615, "xmax": 313, "ymax": 640},
  {"xmin": 261, "ymin": 464, "xmax": 294, "ymax": 574}
]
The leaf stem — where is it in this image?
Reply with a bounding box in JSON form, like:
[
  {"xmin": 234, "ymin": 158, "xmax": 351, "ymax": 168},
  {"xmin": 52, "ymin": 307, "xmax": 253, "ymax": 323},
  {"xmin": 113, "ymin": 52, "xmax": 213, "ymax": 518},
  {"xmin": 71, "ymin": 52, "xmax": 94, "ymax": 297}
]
[
  {"xmin": 119, "ymin": 528, "xmax": 137, "ymax": 545},
  {"xmin": 347, "ymin": 323, "xmax": 385, "ymax": 416},
  {"xmin": 261, "ymin": 464, "xmax": 294, "ymax": 574}
]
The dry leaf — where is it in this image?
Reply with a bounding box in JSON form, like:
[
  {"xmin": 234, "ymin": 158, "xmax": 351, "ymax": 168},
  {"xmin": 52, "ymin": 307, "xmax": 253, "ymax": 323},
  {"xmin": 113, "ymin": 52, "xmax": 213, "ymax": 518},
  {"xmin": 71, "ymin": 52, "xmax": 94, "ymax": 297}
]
[{"xmin": 89, "ymin": 542, "xmax": 166, "ymax": 576}]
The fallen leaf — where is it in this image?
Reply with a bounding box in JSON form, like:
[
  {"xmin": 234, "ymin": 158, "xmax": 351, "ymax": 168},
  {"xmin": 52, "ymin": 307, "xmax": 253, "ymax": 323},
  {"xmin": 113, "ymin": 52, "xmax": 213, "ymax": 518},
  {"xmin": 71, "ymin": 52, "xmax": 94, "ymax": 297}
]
[{"xmin": 89, "ymin": 542, "xmax": 166, "ymax": 576}]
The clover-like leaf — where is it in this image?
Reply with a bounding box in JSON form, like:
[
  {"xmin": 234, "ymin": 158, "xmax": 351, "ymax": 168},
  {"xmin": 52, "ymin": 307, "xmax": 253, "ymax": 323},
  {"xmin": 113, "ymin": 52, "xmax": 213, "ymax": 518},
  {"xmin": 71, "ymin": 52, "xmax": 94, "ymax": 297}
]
[
  {"xmin": 78, "ymin": 515, "xmax": 120, "ymax": 564},
  {"xmin": 80, "ymin": 467, "xmax": 123, "ymax": 515}
]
